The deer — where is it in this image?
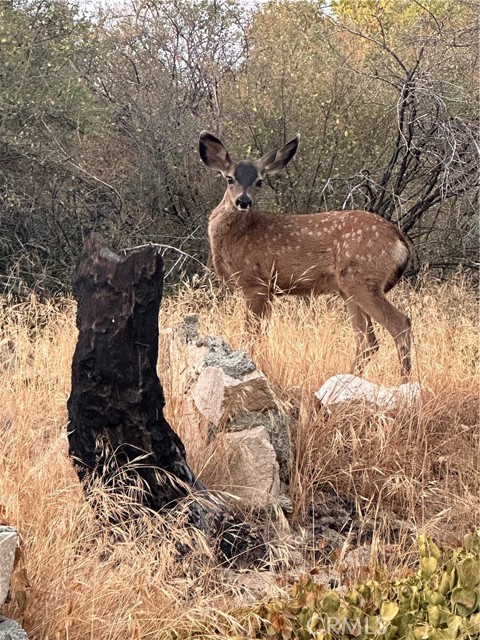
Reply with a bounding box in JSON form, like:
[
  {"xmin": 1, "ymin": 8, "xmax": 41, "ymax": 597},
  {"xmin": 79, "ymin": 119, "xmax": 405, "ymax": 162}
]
[{"xmin": 199, "ymin": 131, "xmax": 412, "ymax": 380}]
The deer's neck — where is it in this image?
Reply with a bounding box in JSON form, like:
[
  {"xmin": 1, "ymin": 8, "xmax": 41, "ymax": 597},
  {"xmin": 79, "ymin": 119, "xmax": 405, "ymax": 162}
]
[{"xmin": 208, "ymin": 197, "xmax": 253, "ymax": 244}]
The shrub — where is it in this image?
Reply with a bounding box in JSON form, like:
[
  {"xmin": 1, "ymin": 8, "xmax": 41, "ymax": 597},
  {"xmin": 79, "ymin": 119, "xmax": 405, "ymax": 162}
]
[{"xmin": 249, "ymin": 532, "xmax": 480, "ymax": 639}]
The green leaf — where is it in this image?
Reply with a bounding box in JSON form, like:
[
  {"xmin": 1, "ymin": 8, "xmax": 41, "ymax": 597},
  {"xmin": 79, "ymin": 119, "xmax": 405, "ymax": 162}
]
[
  {"xmin": 381, "ymin": 601, "xmax": 400, "ymax": 622},
  {"xmin": 385, "ymin": 625, "xmax": 399, "ymax": 640},
  {"xmin": 345, "ymin": 589, "xmax": 360, "ymax": 606},
  {"xmin": 418, "ymin": 534, "xmax": 429, "ymax": 557},
  {"xmin": 457, "ymin": 558, "xmax": 480, "ymax": 588},
  {"xmin": 413, "ymin": 623, "xmax": 431, "ymax": 639},
  {"xmin": 421, "ymin": 556, "xmax": 438, "ymax": 580},
  {"xmin": 446, "ymin": 613, "xmax": 463, "ymax": 634},
  {"xmin": 358, "ymin": 584, "xmax": 371, "ymax": 600},
  {"xmin": 451, "ymin": 587, "xmax": 477, "ymax": 612},
  {"xmin": 320, "ymin": 591, "xmax": 340, "ymax": 614},
  {"xmin": 463, "ymin": 611, "xmax": 480, "ymax": 635},
  {"xmin": 439, "ymin": 571, "xmax": 454, "ymax": 595},
  {"xmin": 427, "ymin": 605, "xmax": 441, "ymax": 628},
  {"xmin": 429, "ymin": 541, "xmax": 442, "ymax": 561},
  {"xmin": 425, "ymin": 590, "xmax": 445, "ymax": 606},
  {"xmin": 307, "ymin": 612, "xmax": 321, "ymax": 631}
]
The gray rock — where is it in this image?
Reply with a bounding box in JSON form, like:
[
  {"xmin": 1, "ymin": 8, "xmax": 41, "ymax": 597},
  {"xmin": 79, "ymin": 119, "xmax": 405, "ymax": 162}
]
[
  {"xmin": 226, "ymin": 410, "xmax": 292, "ymax": 483},
  {"xmin": 204, "ymin": 349, "xmax": 256, "ymax": 379},
  {"xmin": 0, "ymin": 617, "xmax": 29, "ymax": 640},
  {"xmin": 191, "ymin": 334, "xmax": 256, "ymax": 379},
  {"xmin": 169, "ymin": 316, "xmax": 294, "ymax": 505},
  {"xmin": 319, "ymin": 526, "xmax": 347, "ymax": 549},
  {"xmin": 215, "ymin": 426, "xmax": 280, "ymax": 508},
  {"xmin": 0, "ymin": 526, "xmax": 18, "ymax": 607}
]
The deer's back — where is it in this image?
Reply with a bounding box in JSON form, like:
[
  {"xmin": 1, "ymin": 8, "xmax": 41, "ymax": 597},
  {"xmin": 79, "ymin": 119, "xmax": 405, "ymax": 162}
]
[{"xmin": 208, "ymin": 207, "xmax": 409, "ymax": 295}]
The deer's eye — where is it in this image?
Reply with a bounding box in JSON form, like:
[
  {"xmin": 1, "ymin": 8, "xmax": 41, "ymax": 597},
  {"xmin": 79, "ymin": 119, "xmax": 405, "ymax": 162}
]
[
  {"xmin": 226, "ymin": 176, "xmax": 234, "ymax": 184},
  {"xmin": 256, "ymin": 179, "xmax": 263, "ymax": 188}
]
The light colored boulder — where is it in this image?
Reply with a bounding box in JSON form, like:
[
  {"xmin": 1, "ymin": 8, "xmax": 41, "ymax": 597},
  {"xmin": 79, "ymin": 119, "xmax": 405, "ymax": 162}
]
[
  {"xmin": 192, "ymin": 367, "xmax": 277, "ymax": 427},
  {"xmin": 315, "ymin": 374, "xmax": 421, "ymax": 413},
  {"xmin": 226, "ymin": 410, "xmax": 292, "ymax": 483},
  {"xmin": 214, "ymin": 426, "xmax": 280, "ymax": 508}
]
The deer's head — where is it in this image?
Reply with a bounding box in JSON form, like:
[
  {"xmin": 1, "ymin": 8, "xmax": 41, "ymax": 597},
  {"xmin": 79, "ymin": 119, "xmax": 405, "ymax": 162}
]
[{"xmin": 199, "ymin": 131, "xmax": 299, "ymax": 211}]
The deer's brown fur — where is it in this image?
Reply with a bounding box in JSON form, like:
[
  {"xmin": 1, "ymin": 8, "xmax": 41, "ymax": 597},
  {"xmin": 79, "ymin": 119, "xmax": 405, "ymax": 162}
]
[{"xmin": 199, "ymin": 131, "xmax": 412, "ymax": 379}]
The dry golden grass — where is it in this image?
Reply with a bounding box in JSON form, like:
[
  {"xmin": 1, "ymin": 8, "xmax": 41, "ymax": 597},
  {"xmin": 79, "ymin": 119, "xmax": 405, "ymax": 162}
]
[{"xmin": 0, "ymin": 277, "xmax": 478, "ymax": 639}]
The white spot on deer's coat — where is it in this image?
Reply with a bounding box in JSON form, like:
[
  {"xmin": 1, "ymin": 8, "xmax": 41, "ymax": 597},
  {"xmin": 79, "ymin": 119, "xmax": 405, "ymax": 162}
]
[
  {"xmin": 375, "ymin": 231, "xmax": 379, "ymax": 238},
  {"xmin": 309, "ymin": 231, "xmax": 313, "ymax": 236}
]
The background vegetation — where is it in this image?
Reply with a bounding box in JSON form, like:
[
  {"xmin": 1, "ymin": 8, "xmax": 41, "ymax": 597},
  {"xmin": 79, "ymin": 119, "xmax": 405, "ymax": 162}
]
[{"xmin": 0, "ymin": 0, "xmax": 478, "ymax": 296}]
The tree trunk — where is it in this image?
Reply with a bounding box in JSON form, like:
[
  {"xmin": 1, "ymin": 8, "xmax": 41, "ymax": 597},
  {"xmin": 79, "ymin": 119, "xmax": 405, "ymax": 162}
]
[{"xmin": 67, "ymin": 233, "xmax": 200, "ymax": 512}]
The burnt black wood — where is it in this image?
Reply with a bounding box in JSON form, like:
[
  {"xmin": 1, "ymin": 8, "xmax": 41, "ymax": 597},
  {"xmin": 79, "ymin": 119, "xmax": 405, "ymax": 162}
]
[{"xmin": 67, "ymin": 233, "xmax": 199, "ymax": 511}]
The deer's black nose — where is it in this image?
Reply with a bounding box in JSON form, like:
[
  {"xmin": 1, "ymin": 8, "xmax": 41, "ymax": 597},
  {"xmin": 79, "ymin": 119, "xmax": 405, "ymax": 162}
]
[{"xmin": 235, "ymin": 195, "xmax": 252, "ymax": 209}]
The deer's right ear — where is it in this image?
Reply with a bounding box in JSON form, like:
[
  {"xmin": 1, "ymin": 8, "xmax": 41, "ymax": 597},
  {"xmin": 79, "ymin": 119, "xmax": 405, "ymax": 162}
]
[
  {"xmin": 256, "ymin": 134, "xmax": 300, "ymax": 176},
  {"xmin": 199, "ymin": 131, "xmax": 232, "ymax": 174}
]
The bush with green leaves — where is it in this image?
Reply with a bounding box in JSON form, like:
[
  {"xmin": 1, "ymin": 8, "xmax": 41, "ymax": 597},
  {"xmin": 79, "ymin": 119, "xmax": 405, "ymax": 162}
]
[{"xmin": 250, "ymin": 532, "xmax": 480, "ymax": 640}]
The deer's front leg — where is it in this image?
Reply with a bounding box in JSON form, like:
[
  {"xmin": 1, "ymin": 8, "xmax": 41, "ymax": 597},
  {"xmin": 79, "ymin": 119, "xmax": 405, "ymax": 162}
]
[{"xmin": 243, "ymin": 285, "xmax": 273, "ymax": 334}]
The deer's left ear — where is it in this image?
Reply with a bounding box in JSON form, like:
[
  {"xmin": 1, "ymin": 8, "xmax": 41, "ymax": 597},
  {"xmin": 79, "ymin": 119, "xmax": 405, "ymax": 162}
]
[
  {"xmin": 199, "ymin": 131, "xmax": 232, "ymax": 175},
  {"xmin": 256, "ymin": 134, "xmax": 300, "ymax": 176}
]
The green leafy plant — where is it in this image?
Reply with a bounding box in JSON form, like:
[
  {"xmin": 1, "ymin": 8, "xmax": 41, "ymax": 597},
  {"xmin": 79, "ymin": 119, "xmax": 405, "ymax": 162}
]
[{"xmin": 250, "ymin": 532, "xmax": 480, "ymax": 639}]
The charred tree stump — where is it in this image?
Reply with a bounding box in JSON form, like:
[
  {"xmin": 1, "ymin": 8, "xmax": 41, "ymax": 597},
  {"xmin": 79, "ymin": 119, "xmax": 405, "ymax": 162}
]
[
  {"xmin": 67, "ymin": 233, "xmax": 201, "ymax": 512},
  {"xmin": 67, "ymin": 234, "xmax": 267, "ymax": 565}
]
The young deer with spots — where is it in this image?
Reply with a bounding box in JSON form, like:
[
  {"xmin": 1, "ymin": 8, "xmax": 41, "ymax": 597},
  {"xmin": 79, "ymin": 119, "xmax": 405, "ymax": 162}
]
[{"xmin": 199, "ymin": 132, "xmax": 412, "ymax": 379}]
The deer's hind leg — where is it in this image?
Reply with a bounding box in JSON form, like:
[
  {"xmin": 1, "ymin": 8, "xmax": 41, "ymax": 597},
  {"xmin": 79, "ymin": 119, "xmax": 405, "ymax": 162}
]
[
  {"xmin": 342, "ymin": 297, "xmax": 379, "ymax": 375},
  {"xmin": 342, "ymin": 285, "xmax": 412, "ymax": 381}
]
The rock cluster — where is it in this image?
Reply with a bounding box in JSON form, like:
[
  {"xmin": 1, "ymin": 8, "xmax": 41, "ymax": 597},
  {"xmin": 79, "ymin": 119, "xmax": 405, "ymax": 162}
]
[{"xmin": 170, "ymin": 316, "xmax": 293, "ymax": 510}]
